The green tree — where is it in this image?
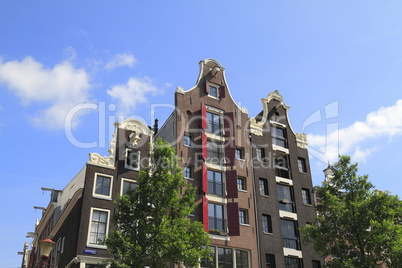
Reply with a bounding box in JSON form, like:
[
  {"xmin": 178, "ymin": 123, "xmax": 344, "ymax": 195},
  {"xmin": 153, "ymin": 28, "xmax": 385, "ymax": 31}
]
[
  {"xmin": 106, "ymin": 138, "xmax": 211, "ymax": 268},
  {"xmin": 301, "ymin": 155, "xmax": 402, "ymax": 268}
]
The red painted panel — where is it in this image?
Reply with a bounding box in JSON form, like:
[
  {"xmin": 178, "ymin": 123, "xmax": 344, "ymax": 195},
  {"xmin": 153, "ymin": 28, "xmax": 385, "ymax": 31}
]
[
  {"xmin": 201, "ymin": 103, "xmax": 207, "ymax": 130},
  {"xmin": 219, "ymin": 85, "xmax": 225, "ymax": 98},
  {"xmin": 227, "ymin": 202, "xmax": 240, "ymax": 236},
  {"xmin": 226, "ymin": 170, "xmax": 238, "ymax": 198},
  {"xmin": 202, "ymin": 162, "xmax": 208, "ymax": 194},
  {"xmin": 223, "ymin": 112, "xmax": 234, "ymax": 138},
  {"xmin": 201, "ymin": 132, "xmax": 207, "ymax": 161},
  {"xmin": 202, "ymin": 196, "xmax": 209, "ymax": 232},
  {"xmin": 225, "ymin": 140, "xmax": 236, "ymax": 167}
]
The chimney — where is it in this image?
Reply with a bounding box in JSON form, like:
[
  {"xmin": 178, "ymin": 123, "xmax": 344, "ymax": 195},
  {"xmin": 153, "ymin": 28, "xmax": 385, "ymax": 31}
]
[{"xmin": 153, "ymin": 119, "xmax": 159, "ymax": 134}]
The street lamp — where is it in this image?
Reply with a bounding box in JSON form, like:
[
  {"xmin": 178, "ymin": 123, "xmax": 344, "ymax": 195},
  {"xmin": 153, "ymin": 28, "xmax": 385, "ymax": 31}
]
[{"xmin": 38, "ymin": 239, "xmax": 56, "ymax": 268}]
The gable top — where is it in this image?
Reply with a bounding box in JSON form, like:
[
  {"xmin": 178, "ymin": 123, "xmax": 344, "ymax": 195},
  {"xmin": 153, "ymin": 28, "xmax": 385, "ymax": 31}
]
[{"xmin": 176, "ymin": 58, "xmax": 248, "ymax": 114}]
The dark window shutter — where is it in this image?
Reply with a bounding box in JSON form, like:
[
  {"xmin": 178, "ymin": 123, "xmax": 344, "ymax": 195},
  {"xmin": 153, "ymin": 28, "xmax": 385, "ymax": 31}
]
[
  {"xmin": 223, "ymin": 112, "xmax": 234, "ymax": 138},
  {"xmin": 201, "ymin": 132, "xmax": 207, "ymax": 161},
  {"xmin": 202, "ymin": 196, "xmax": 209, "ymax": 232},
  {"xmin": 201, "ymin": 103, "xmax": 207, "ymax": 130},
  {"xmin": 227, "ymin": 202, "xmax": 240, "ymax": 236},
  {"xmin": 225, "ymin": 140, "xmax": 236, "ymax": 167},
  {"xmin": 205, "ymin": 80, "xmax": 210, "ymax": 94},
  {"xmin": 219, "ymin": 85, "xmax": 225, "ymax": 98},
  {"xmin": 226, "ymin": 170, "xmax": 238, "ymax": 198},
  {"xmin": 202, "ymin": 162, "xmax": 208, "ymax": 194}
]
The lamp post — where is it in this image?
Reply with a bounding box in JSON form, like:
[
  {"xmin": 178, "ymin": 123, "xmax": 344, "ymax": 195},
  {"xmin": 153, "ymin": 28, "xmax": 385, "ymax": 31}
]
[{"xmin": 38, "ymin": 239, "xmax": 56, "ymax": 268}]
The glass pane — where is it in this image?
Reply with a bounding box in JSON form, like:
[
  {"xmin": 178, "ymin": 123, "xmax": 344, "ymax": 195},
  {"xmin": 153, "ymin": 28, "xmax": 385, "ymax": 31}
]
[
  {"xmin": 208, "ymin": 203, "xmax": 215, "ymax": 217},
  {"xmin": 99, "ymin": 211, "xmax": 107, "ymax": 222},
  {"xmin": 216, "ymin": 204, "xmax": 223, "ymax": 218}
]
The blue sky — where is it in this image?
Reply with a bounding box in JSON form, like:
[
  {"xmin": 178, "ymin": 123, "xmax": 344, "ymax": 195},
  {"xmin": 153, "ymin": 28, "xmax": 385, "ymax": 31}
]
[{"xmin": 1, "ymin": 1, "xmax": 402, "ymax": 266}]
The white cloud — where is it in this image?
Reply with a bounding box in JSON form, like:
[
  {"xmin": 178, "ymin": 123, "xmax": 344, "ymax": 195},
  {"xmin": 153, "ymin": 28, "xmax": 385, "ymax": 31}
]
[
  {"xmin": 0, "ymin": 56, "xmax": 92, "ymax": 129},
  {"xmin": 307, "ymin": 100, "xmax": 402, "ymax": 163},
  {"xmin": 107, "ymin": 76, "xmax": 158, "ymax": 115},
  {"xmin": 104, "ymin": 53, "xmax": 137, "ymax": 70}
]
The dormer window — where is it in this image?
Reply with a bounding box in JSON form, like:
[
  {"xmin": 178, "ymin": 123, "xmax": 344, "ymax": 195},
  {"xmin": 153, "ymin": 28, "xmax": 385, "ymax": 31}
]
[
  {"xmin": 209, "ymin": 85, "xmax": 218, "ymax": 98},
  {"xmin": 206, "ymin": 81, "xmax": 225, "ymax": 99}
]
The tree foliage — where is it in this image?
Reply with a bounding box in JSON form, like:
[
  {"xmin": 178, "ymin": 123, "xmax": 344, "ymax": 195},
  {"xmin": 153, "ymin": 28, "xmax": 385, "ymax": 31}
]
[
  {"xmin": 106, "ymin": 138, "xmax": 211, "ymax": 268},
  {"xmin": 301, "ymin": 155, "xmax": 402, "ymax": 267}
]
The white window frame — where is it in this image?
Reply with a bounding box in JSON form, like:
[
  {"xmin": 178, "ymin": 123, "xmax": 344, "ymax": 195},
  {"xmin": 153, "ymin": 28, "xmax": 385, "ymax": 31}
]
[
  {"xmin": 237, "ymin": 177, "xmax": 247, "ymax": 192},
  {"xmin": 92, "ymin": 173, "xmax": 113, "ymax": 200},
  {"xmin": 125, "ymin": 148, "xmax": 140, "ymax": 171},
  {"xmin": 121, "ymin": 178, "xmax": 137, "ymax": 196},
  {"xmin": 87, "ymin": 207, "xmax": 110, "ymax": 249},
  {"xmin": 236, "ymin": 147, "xmax": 245, "ymax": 161},
  {"xmin": 208, "ymin": 82, "xmax": 220, "ymax": 99},
  {"xmin": 239, "ymin": 209, "xmax": 249, "ymax": 226},
  {"xmin": 183, "ymin": 166, "xmax": 193, "ymax": 180},
  {"xmin": 183, "ymin": 134, "xmax": 192, "ymax": 147}
]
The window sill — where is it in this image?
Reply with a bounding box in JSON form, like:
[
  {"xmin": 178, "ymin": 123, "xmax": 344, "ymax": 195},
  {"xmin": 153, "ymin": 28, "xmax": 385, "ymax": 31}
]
[
  {"xmin": 208, "ymin": 94, "xmax": 220, "ymax": 100},
  {"xmin": 260, "ymin": 194, "xmax": 270, "ymax": 198},
  {"xmin": 184, "ymin": 177, "xmax": 194, "ymax": 181},
  {"xmin": 86, "ymin": 244, "xmax": 107, "ymax": 250},
  {"xmin": 263, "ymin": 232, "xmax": 273, "ymax": 236},
  {"xmin": 240, "ymin": 223, "xmax": 250, "ymax": 227},
  {"xmin": 92, "ymin": 195, "xmax": 112, "ymax": 201},
  {"xmin": 238, "ymin": 189, "xmax": 247, "ymax": 193},
  {"xmin": 236, "ymin": 158, "xmax": 245, "ymax": 162},
  {"xmin": 184, "ymin": 144, "xmax": 193, "ymax": 148},
  {"xmin": 124, "ymin": 165, "xmax": 140, "ymax": 171},
  {"xmin": 303, "ymin": 203, "xmax": 313, "ymax": 207}
]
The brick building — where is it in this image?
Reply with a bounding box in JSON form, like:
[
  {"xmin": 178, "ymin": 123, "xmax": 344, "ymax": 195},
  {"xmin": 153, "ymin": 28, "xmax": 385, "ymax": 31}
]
[{"xmin": 22, "ymin": 59, "xmax": 322, "ymax": 268}]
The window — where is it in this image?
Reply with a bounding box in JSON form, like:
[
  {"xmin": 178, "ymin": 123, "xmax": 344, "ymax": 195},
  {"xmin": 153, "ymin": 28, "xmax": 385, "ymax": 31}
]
[
  {"xmin": 218, "ymin": 247, "xmax": 233, "ymax": 268},
  {"xmin": 121, "ymin": 179, "xmax": 137, "ymax": 195},
  {"xmin": 202, "ymin": 246, "xmax": 248, "ymax": 268},
  {"xmin": 284, "ymin": 257, "xmax": 302, "ymax": 268},
  {"xmin": 206, "ymin": 111, "xmax": 222, "ymax": 135},
  {"xmin": 256, "ymin": 147, "xmax": 265, "ymax": 161},
  {"xmin": 239, "ymin": 210, "xmax": 249, "ymax": 225},
  {"xmin": 208, "ymin": 170, "xmax": 223, "ymax": 196},
  {"xmin": 207, "ymin": 140, "xmax": 225, "ymax": 164},
  {"xmin": 93, "ymin": 174, "xmax": 112, "ymax": 199},
  {"xmin": 297, "ymin": 158, "xmax": 307, "ymax": 173},
  {"xmin": 278, "ymin": 184, "xmax": 295, "ymax": 213},
  {"xmin": 302, "ymin": 188, "xmax": 312, "ymax": 205},
  {"xmin": 312, "ymin": 260, "xmax": 321, "ymax": 268},
  {"xmin": 184, "ymin": 134, "xmax": 192, "ymax": 147},
  {"xmin": 184, "ymin": 166, "xmax": 192, "ymax": 180},
  {"xmin": 262, "ymin": 214, "xmax": 272, "ymax": 233},
  {"xmin": 281, "ymin": 220, "xmax": 299, "ymax": 250},
  {"xmin": 271, "ymin": 126, "xmax": 287, "ymax": 148},
  {"xmin": 126, "ymin": 149, "xmax": 140, "ymax": 170},
  {"xmin": 88, "ymin": 208, "xmax": 109, "ymax": 246},
  {"xmin": 266, "ymin": 254, "xmax": 276, "ymax": 268},
  {"xmin": 236, "ymin": 250, "xmax": 249, "ymax": 268},
  {"xmin": 236, "ymin": 148, "xmax": 244, "ymax": 160},
  {"xmin": 259, "ymin": 178, "xmax": 269, "ymax": 196},
  {"xmin": 201, "ymin": 246, "xmax": 216, "ymax": 268},
  {"xmin": 237, "ymin": 177, "xmax": 246, "ymax": 191},
  {"xmin": 275, "ymin": 156, "xmax": 290, "ymax": 179},
  {"xmin": 208, "ymin": 203, "xmax": 224, "ymax": 232},
  {"xmin": 209, "ymin": 85, "xmax": 218, "ymax": 98}
]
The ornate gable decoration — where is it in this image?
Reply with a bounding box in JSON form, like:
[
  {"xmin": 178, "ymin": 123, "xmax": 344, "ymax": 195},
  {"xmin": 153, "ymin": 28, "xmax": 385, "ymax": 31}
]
[
  {"xmin": 88, "ymin": 119, "xmax": 153, "ymax": 169},
  {"xmin": 116, "ymin": 118, "xmax": 154, "ymax": 136},
  {"xmin": 250, "ymin": 90, "xmax": 290, "ymax": 136}
]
